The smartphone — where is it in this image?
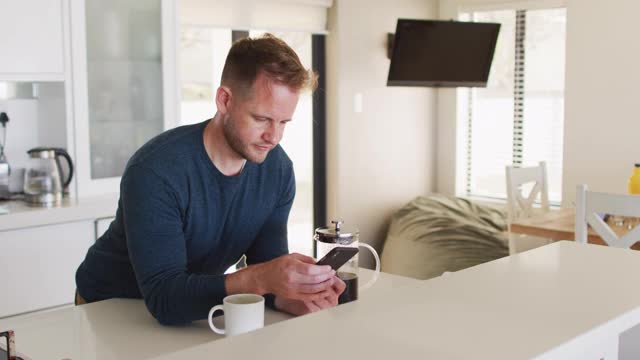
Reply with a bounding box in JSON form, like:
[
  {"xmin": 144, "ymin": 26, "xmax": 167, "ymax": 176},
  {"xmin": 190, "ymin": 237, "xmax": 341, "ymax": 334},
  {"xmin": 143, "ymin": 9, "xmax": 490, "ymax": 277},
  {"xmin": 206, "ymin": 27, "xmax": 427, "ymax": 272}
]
[{"xmin": 315, "ymin": 247, "xmax": 359, "ymax": 270}]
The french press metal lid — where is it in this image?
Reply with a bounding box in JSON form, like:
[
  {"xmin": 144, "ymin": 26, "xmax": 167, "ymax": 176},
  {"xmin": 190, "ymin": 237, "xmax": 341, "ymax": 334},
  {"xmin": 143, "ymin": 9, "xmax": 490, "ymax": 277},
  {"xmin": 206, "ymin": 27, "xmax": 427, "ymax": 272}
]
[{"xmin": 314, "ymin": 219, "xmax": 359, "ymax": 245}]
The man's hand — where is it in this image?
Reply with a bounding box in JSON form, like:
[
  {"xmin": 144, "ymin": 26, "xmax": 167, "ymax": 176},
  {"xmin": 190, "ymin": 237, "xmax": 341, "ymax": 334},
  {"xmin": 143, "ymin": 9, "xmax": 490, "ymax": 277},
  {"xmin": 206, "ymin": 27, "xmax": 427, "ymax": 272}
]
[
  {"xmin": 225, "ymin": 253, "xmax": 338, "ymax": 303},
  {"xmin": 274, "ymin": 276, "xmax": 346, "ymax": 316}
]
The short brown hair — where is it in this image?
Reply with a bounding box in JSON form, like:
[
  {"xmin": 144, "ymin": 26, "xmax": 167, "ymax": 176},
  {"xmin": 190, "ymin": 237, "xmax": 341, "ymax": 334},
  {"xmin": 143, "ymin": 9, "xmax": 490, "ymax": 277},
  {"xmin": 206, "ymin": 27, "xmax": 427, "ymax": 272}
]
[{"xmin": 221, "ymin": 33, "xmax": 318, "ymax": 95}]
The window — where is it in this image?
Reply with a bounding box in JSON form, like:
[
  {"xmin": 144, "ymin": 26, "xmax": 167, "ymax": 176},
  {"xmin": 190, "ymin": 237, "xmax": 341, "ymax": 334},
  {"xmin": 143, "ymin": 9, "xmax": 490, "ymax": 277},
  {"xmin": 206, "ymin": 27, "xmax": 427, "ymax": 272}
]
[
  {"xmin": 458, "ymin": 8, "xmax": 566, "ymax": 203},
  {"xmin": 179, "ymin": 29, "xmax": 318, "ymax": 256}
]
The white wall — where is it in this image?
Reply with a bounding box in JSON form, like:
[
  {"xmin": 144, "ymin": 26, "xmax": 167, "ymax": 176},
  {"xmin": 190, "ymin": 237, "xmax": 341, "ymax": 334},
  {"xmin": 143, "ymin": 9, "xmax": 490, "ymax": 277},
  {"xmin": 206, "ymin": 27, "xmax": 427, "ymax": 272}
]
[
  {"xmin": 562, "ymin": 0, "xmax": 640, "ymax": 203},
  {"xmin": 326, "ymin": 0, "xmax": 437, "ymax": 264},
  {"xmin": 437, "ymin": 0, "xmax": 640, "ymax": 205}
]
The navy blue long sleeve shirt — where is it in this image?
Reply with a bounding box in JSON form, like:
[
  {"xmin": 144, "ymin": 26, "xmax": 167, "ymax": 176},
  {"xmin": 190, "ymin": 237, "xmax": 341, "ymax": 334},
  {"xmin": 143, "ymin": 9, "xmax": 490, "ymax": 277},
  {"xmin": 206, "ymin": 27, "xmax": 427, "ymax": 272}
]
[{"xmin": 76, "ymin": 120, "xmax": 294, "ymax": 325}]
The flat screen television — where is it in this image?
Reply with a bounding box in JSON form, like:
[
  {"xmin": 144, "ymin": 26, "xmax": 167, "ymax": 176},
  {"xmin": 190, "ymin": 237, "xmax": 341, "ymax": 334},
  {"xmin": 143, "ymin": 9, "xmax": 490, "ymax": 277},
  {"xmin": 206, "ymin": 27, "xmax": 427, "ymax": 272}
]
[{"xmin": 387, "ymin": 19, "xmax": 501, "ymax": 87}]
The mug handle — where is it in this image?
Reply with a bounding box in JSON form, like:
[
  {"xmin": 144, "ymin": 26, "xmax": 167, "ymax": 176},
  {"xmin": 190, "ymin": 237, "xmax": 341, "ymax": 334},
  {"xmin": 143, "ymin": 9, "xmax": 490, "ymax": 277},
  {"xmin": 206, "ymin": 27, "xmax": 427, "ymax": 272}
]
[
  {"xmin": 208, "ymin": 305, "xmax": 225, "ymax": 335},
  {"xmin": 358, "ymin": 243, "xmax": 380, "ymax": 291}
]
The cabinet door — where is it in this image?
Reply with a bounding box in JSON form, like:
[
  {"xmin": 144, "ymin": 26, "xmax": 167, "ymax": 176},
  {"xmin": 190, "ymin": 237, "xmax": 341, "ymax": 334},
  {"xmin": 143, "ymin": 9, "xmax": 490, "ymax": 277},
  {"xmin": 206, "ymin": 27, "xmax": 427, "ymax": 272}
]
[
  {"xmin": 0, "ymin": 221, "xmax": 94, "ymax": 318},
  {"xmin": 0, "ymin": 0, "xmax": 64, "ymax": 80},
  {"xmin": 70, "ymin": 0, "xmax": 178, "ymax": 197}
]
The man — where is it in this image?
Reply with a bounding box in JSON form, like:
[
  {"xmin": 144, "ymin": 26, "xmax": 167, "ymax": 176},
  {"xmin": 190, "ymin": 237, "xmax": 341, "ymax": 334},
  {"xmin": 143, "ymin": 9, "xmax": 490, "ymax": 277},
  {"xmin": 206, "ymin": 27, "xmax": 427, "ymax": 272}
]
[{"xmin": 75, "ymin": 34, "xmax": 345, "ymax": 325}]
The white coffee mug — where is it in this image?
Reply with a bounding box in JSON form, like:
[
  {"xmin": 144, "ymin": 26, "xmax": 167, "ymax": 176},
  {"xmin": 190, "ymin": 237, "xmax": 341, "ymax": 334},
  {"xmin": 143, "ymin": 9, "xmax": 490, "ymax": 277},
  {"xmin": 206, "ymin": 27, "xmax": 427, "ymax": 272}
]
[{"xmin": 208, "ymin": 294, "xmax": 264, "ymax": 336}]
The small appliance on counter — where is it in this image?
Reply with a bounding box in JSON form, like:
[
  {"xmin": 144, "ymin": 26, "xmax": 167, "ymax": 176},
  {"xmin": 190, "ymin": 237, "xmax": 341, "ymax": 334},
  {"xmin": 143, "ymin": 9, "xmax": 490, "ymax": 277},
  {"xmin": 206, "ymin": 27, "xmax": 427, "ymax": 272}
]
[
  {"xmin": 0, "ymin": 112, "xmax": 10, "ymax": 200},
  {"xmin": 23, "ymin": 147, "xmax": 74, "ymax": 207}
]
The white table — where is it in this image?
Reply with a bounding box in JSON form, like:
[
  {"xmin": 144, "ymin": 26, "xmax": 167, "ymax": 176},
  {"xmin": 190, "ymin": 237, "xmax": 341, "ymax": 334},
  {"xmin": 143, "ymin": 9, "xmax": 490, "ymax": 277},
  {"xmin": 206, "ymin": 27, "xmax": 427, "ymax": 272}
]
[{"xmin": 3, "ymin": 241, "xmax": 640, "ymax": 359}]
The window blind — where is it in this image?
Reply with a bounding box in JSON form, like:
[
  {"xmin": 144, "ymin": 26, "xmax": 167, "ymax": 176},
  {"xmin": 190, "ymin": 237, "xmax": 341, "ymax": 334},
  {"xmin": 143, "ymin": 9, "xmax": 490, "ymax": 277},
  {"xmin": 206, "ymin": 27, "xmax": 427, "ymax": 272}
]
[
  {"xmin": 512, "ymin": 10, "xmax": 526, "ymax": 167},
  {"xmin": 461, "ymin": 8, "xmax": 566, "ymax": 202}
]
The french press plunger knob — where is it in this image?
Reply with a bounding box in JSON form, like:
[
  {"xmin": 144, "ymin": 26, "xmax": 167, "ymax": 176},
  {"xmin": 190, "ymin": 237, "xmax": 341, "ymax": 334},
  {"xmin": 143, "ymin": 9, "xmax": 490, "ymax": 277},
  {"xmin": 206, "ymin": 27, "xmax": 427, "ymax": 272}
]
[{"xmin": 331, "ymin": 219, "xmax": 344, "ymax": 232}]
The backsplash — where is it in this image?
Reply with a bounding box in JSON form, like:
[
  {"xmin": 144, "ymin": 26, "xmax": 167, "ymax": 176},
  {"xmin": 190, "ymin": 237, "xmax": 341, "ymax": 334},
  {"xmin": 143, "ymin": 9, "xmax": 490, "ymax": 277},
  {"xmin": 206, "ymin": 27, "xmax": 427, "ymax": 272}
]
[{"xmin": 0, "ymin": 82, "xmax": 68, "ymax": 191}]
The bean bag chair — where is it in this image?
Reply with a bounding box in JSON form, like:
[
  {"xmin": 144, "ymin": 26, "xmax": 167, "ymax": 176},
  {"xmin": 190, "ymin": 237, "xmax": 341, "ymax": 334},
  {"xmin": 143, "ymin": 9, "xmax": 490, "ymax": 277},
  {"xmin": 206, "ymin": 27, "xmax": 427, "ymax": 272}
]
[{"xmin": 381, "ymin": 194, "xmax": 509, "ymax": 280}]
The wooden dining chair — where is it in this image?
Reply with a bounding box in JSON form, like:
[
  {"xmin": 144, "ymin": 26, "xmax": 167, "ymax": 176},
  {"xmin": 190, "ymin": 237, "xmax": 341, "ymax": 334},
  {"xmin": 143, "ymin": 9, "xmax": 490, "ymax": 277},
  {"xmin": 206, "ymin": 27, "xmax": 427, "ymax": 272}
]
[
  {"xmin": 575, "ymin": 184, "xmax": 640, "ymax": 248},
  {"xmin": 505, "ymin": 161, "xmax": 551, "ymax": 254}
]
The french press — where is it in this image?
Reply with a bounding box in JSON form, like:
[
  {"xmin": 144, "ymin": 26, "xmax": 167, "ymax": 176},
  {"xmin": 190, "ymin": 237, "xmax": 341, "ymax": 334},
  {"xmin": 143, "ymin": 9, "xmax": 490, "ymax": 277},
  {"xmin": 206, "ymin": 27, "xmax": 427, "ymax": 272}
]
[{"xmin": 314, "ymin": 219, "xmax": 380, "ymax": 304}]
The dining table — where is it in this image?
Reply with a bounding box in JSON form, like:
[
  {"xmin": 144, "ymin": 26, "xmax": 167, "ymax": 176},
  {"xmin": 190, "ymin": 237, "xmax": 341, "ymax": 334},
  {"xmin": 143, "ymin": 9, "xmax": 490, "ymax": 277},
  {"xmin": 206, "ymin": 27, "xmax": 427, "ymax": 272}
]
[
  {"xmin": 3, "ymin": 241, "xmax": 640, "ymax": 359},
  {"xmin": 509, "ymin": 207, "xmax": 640, "ymax": 250}
]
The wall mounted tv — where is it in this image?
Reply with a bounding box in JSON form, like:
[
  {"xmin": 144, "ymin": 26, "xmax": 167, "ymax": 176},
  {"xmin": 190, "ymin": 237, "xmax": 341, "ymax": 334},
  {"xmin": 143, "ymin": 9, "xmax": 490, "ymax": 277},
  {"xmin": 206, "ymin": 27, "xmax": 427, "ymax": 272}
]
[{"xmin": 387, "ymin": 19, "xmax": 501, "ymax": 87}]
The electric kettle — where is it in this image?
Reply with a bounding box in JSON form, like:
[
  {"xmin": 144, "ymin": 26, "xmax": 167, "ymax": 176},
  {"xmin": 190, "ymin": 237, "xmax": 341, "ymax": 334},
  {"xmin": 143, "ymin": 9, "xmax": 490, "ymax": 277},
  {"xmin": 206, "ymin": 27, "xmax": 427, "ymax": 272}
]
[{"xmin": 23, "ymin": 147, "xmax": 74, "ymax": 206}]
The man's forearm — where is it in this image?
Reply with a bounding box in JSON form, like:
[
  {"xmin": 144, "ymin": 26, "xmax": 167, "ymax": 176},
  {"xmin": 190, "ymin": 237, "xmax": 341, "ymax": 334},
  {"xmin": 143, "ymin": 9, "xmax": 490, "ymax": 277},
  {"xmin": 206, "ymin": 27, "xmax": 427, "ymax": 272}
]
[{"xmin": 224, "ymin": 263, "xmax": 267, "ymax": 295}]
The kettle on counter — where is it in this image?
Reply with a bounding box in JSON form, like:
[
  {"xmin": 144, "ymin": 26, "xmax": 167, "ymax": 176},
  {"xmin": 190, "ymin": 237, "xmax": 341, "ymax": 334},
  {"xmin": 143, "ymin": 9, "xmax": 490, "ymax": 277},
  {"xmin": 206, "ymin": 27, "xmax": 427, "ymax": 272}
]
[{"xmin": 23, "ymin": 147, "xmax": 74, "ymax": 206}]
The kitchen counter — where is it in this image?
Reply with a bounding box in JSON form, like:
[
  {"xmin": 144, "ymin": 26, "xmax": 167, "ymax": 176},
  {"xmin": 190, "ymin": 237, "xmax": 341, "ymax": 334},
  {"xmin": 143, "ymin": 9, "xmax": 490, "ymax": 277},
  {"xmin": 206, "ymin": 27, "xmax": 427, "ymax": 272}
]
[
  {"xmin": 0, "ymin": 193, "xmax": 118, "ymax": 231},
  {"xmin": 0, "ymin": 270, "xmax": 393, "ymax": 359},
  {"xmin": 3, "ymin": 243, "xmax": 640, "ymax": 359},
  {"xmin": 0, "ymin": 298, "xmax": 294, "ymax": 359}
]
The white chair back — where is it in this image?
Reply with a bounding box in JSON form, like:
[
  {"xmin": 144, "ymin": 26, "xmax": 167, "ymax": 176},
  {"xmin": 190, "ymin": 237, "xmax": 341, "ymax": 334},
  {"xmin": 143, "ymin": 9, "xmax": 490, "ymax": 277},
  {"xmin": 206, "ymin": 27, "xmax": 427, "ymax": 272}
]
[
  {"xmin": 506, "ymin": 161, "xmax": 550, "ymax": 222},
  {"xmin": 505, "ymin": 162, "xmax": 551, "ymax": 255},
  {"xmin": 575, "ymin": 184, "xmax": 640, "ymax": 248}
]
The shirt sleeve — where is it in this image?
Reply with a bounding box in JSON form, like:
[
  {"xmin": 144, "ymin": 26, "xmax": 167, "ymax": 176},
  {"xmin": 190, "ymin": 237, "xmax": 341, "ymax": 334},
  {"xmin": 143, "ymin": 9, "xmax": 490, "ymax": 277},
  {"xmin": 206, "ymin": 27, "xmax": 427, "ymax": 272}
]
[
  {"xmin": 245, "ymin": 160, "xmax": 296, "ymax": 308},
  {"xmin": 121, "ymin": 164, "xmax": 227, "ymax": 325}
]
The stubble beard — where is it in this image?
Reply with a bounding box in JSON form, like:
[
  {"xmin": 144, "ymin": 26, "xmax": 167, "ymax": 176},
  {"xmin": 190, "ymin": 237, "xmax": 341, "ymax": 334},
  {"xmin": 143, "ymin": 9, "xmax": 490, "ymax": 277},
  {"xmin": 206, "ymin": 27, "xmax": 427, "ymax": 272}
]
[{"xmin": 222, "ymin": 116, "xmax": 268, "ymax": 164}]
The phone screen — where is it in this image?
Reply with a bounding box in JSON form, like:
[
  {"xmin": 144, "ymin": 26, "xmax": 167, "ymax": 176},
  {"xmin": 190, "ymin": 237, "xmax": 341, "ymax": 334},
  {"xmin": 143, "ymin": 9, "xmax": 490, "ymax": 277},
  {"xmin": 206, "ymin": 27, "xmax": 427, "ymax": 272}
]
[{"xmin": 316, "ymin": 247, "xmax": 359, "ymax": 270}]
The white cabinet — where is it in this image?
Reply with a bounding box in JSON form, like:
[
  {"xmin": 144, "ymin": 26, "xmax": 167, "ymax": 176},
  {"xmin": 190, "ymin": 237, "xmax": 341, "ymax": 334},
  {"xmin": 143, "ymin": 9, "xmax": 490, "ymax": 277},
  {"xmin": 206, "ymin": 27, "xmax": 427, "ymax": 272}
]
[
  {"xmin": 0, "ymin": 0, "xmax": 179, "ymax": 198},
  {"xmin": 69, "ymin": 0, "xmax": 178, "ymax": 197},
  {"xmin": 0, "ymin": 221, "xmax": 94, "ymax": 318},
  {"xmin": 0, "ymin": 0, "xmax": 66, "ymax": 81}
]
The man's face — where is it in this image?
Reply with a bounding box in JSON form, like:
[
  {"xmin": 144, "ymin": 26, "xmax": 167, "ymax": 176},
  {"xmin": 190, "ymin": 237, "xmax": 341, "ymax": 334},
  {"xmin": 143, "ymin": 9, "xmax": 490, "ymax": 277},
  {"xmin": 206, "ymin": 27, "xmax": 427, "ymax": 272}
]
[{"xmin": 222, "ymin": 72, "xmax": 299, "ymax": 163}]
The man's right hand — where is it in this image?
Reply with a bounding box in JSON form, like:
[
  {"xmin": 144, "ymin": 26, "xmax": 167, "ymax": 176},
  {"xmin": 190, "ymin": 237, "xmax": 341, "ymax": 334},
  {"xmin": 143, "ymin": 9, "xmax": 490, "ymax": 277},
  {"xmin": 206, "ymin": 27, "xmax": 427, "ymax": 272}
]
[
  {"xmin": 225, "ymin": 253, "xmax": 336, "ymax": 302},
  {"xmin": 255, "ymin": 253, "xmax": 337, "ymax": 302}
]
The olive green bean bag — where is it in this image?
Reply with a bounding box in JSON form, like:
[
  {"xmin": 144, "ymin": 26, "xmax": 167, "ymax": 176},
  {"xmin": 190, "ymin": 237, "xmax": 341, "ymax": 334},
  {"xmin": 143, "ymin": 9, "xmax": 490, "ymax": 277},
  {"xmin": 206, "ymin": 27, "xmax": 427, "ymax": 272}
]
[{"xmin": 381, "ymin": 194, "xmax": 509, "ymax": 280}]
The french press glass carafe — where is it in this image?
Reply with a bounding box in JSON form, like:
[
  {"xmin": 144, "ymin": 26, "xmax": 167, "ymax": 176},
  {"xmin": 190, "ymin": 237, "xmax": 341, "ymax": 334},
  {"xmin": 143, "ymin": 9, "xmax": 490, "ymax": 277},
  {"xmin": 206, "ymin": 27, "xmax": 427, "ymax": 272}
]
[{"xmin": 314, "ymin": 219, "xmax": 380, "ymax": 304}]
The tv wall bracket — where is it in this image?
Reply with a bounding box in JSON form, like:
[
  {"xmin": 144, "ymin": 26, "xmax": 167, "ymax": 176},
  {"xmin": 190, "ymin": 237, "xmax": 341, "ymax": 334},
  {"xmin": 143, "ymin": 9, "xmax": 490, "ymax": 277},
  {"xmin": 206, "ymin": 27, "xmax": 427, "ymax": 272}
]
[{"xmin": 387, "ymin": 33, "xmax": 394, "ymax": 60}]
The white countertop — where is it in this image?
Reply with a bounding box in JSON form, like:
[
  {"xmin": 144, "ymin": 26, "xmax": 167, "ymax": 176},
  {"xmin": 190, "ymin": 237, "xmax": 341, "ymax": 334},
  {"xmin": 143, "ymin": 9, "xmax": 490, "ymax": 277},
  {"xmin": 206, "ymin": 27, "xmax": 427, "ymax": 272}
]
[
  {"xmin": 0, "ymin": 193, "xmax": 118, "ymax": 231},
  {"xmin": 0, "ymin": 298, "xmax": 293, "ymax": 359},
  {"xmin": 0, "ymin": 270, "xmax": 408, "ymax": 359},
  {"xmin": 158, "ymin": 241, "xmax": 640, "ymax": 360},
  {"xmin": 3, "ymin": 242, "xmax": 640, "ymax": 359}
]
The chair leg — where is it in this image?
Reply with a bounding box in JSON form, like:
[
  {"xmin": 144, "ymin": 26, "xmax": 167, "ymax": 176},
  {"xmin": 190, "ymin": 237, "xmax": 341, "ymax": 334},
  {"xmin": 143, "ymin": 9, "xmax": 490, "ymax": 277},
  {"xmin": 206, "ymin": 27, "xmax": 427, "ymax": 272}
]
[{"xmin": 508, "ymin": 233, "xmax": 516, "ymax": 255}]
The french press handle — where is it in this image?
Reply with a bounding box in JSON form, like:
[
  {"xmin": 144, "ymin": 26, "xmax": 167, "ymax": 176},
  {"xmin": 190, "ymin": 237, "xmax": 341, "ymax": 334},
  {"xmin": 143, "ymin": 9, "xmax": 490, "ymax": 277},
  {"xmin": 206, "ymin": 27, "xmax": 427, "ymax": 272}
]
[{"xmin": 358, "ymin": 243, "xmax": 380, "ymax": 291}]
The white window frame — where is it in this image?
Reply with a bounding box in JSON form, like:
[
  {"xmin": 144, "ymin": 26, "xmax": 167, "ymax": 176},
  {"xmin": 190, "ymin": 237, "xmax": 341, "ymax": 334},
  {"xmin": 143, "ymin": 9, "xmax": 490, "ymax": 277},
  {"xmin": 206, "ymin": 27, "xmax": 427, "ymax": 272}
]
[{"xmin": 452, "ymin": 0, "xmax": 567, "ymax": 205}]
